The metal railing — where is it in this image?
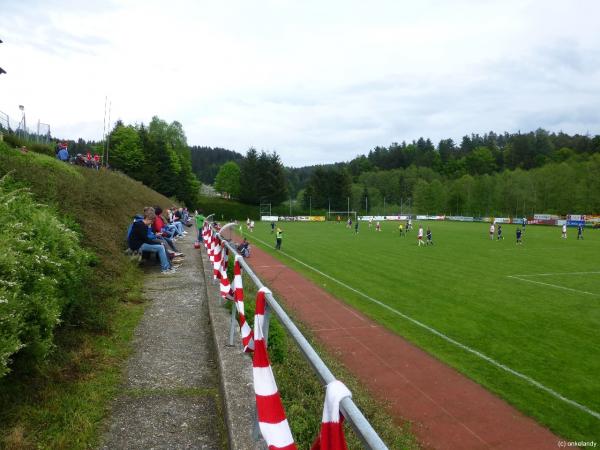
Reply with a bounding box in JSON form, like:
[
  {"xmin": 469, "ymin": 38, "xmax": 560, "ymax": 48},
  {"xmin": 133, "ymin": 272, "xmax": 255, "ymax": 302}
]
[{"xmin": 207, "ymin": 219, "xmax": 388, "ymax": 450}]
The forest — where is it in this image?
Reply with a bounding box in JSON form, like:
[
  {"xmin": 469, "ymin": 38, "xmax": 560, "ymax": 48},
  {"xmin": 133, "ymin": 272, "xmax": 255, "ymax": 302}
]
[{"xmin": 287, "ymin": 129, "xmax": 600, "ymax": 216}]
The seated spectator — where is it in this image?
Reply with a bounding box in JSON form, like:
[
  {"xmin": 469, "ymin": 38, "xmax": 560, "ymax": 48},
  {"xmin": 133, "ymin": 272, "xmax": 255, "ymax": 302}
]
[
  {"xmin": 237, "ymin": 238, "xmax": 250, "ymax": 257},
  {"xmin": 128, "ymin": 209, "xmax": 176, "ymax": 274},
  {"xmin": 168, "ymin": 207, "xmax": 186, "ymax": 236},
  {"xmin": 149, "ymin": 207, "xmax": 182, "ymax": 256},
  {"xmin": 154, "ymin": 206, "xmax": 180, "ymax": 238}
]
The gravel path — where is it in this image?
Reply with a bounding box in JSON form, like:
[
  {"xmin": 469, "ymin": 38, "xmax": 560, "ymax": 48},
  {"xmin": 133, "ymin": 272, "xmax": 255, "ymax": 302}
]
[{"xmin": 100, "ymin": 233, "xmax": 226, "ymax": 449}]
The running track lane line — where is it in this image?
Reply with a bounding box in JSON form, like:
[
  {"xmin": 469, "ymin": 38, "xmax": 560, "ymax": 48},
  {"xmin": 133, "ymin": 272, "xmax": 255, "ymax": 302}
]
[{"xmin": 249, "ymin": 235, "xmax": 600, "ymax": 422}]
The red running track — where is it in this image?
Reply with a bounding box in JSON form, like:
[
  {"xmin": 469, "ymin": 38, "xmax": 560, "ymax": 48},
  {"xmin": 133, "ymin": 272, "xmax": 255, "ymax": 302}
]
[{"xmin": 239, "ymin": 239, "xmax": 562, "ymax": 449}]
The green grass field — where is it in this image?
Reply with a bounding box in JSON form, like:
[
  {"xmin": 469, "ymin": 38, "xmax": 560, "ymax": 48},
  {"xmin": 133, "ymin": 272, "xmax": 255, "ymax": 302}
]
[{"xmin": 240, "ymin": 220, "xmax": 600, "ymax": 442}]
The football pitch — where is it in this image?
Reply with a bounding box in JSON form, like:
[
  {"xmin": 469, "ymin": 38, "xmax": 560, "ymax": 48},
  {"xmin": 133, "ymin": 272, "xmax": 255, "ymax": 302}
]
[{"xmin": 240, "ymin": 220, "xmax": 600, "ymax": 442}]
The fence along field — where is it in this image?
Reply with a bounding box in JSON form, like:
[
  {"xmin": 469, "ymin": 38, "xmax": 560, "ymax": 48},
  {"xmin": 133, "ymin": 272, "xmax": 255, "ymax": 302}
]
[{"xmin": 241, "ymin": 220, "xmax": 600, "ymax": 442}]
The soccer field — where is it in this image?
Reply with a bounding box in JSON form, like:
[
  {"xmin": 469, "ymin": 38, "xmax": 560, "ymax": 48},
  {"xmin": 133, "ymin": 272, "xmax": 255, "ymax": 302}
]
[{"xmin": 241, "ymin": 220, "xmax": 600, "ymax": 442}]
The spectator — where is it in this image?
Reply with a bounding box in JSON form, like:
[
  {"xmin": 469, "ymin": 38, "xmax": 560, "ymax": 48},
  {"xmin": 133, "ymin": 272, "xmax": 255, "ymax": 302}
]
[
  {"xmin": 57, "ymin": 144, "xmax": 69, "ymax": 162},
  {"xmin": 128, "ymin": 209, "xmax": 176, "ymax": 274},
  {"xmin": 238, "ymin": 238, "xmax": 250, "ymax": 257},
  {"xmin": 152, "ymin": 207, "xmax": 181, "ymax": 255}
]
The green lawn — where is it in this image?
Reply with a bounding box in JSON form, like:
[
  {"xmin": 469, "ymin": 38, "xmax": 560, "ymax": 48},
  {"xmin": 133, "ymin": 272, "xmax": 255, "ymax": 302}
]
[{"xmin": 241, "ymin": 220, "xmax": 600, "ymax": 442}]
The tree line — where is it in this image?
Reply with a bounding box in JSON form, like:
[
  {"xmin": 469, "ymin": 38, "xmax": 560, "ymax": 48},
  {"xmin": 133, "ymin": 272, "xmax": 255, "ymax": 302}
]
[
  {"xmin": 287, "ymin": 129, "xmax": 600, "ymax": 216},
  {"xmin": 107, "ymin": 116, "xmax": 200, "ymax": 208}
]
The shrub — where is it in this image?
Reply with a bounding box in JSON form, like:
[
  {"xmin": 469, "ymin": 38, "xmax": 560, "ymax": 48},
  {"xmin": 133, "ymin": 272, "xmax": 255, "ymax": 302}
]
[{"xmin": 0, "ymin": 174, "xmax": 93, "ymax": 377}]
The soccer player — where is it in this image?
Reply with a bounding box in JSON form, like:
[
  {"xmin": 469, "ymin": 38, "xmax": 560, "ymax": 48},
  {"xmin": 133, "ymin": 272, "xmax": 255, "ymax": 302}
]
[
  {"xmin": 497, "ymin": 224, "xmax": 503, "ymax": 240},
  {"xmin": 577, "ymin": 223, "xmax": 584, "ymax": 240},
  {"xmin": 398, "ymin": 223, "xmax": 404, "ymax": 237},
  {"xmin": 417, "ymin": 225, "xmax": 425, "ymax": 246},
  {"xmin": 426, "ymin": 227, "xmax": 433, "ymax": 245},
  {"xmin": 489, "ymin": 223, "xmax": 495, "ymax": 240},
  {"xmin": 561, "ymin": 223, "xmax": 567, "ymax": 239},
  {"xmin": 275, "ymin": 227, "xmax": 283, "ymax": 250},
  {"xmin": 375, "ymin": 221, "xmax": 381, "ymax": 232},
  {"xmin": 516, "ymin": 228, "xmax": 522, "ymax": 245},
  {"xmin": 369, "ymin": 217, "xmax": 373, "ymax": 228},
  {"xmin": 355, "ymin": 221, "xmax": 359, "ymax": 234}
]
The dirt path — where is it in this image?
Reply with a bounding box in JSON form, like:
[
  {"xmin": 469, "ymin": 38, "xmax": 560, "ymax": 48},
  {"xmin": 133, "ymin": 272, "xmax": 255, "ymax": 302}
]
[{"xmin": 241, "ymin": 238, "xmax": 561, "ymax": 450}]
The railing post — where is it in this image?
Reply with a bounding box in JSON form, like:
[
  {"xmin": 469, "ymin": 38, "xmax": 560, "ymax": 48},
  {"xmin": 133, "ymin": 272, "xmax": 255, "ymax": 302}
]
[
  {"xmin": 228, "ymin": 301, "xmax": 237, "ymax": 347},
  {"xmin": 263, "ymin": 303, "xmax": 272, "ymax": 346}
]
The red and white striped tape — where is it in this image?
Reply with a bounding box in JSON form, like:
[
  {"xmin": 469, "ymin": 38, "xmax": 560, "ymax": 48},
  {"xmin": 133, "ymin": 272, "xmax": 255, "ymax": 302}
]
[
  {"xmin": 253, "ymin": 287, "xmax": 296, "ymax": 450},
  {"xmin": 202, "ymin": 224, "xmax": 210, "ymax": 248},
  {"xmin": 219, "ymin": 246, "xmax": 232, "ymax": 298},
  {"xmin": 208, "ymin": 231, "xmax": 216, "ymax": 263},
  {"xmin": 311, "ymin": 380, "xmax": 351, "ymax": 450},
  {"xmin": 212, "ymin": 237, "xmax": 222, "ymax": 279},
  {"xmin": 233, "ymin": 255, "xmax": 254, "ymax": 352}
]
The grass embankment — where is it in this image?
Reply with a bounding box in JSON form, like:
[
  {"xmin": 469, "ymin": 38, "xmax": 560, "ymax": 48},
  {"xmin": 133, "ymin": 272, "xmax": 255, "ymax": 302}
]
[
  {"xmin": 0, "ymin": 143, "xmax": 176, "ymax": 448},
  {"xmin": 242, "ymin": 221, "xmax": 600, "ymax": 443}
]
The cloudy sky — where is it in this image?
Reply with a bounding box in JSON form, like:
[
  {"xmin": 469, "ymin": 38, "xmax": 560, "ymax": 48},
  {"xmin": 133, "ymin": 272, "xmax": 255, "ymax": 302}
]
[{"xmin": 1, "ymin": 0, "xmax": 599, "ymax": 167}]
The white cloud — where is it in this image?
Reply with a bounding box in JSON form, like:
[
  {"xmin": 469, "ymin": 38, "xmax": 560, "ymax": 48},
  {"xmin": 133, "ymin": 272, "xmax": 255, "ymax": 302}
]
[{"xmin": 1, "ymin": 0, "xmax": 599, "ymax": 166}]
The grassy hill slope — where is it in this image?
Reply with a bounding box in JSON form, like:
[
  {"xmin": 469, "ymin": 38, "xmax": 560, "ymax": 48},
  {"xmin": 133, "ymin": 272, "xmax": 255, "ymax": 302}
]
[{"xmin": 0, "ymin": 142, "xmax": 178, "ymax": 448}]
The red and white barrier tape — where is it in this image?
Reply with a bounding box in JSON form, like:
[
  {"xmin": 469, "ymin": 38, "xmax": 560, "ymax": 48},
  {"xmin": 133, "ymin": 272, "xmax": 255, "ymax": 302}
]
[
  {"xmin": 253, "ymin": 287, "xmax": 296, "ymax": 450},
  {"xmin": 233, "ymin": 255, "xmax": 254, "ymax": 352},
  {"xmin": 311, "ymin": 380, "xmax": 351, "ymax": 450}
]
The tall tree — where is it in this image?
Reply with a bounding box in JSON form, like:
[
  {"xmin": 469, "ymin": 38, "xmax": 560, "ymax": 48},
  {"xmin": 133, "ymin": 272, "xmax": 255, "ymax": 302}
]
[
  {"xmin": 214, "ymin": 161, "xmax": 241, "ymax": 198},
  {"xmin": 239, "ymin": 148, "xmax": 259, "ymax": 204}
]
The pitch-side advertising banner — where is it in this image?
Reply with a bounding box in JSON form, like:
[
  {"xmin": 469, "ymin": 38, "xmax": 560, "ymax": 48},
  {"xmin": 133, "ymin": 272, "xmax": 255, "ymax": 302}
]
[
  {"xmin": 493, "ymin": 217, "xmax": 511, "ymax": 223},
  {"xmin": 261, "ymin": 216, "xmax": 326, "ymax": 222},
  {"xmin": 416, "ymin": 215, "xmax": 446, "ymax": 220},
  {"xmin": 447, "ymin": 216, "xmax": 474, "ymax": 222},
  {"xmin": 359, "ymin": 215, "xmax": 412, "ymax": 221},
  {"xmin": 534, "ymin": 214, "xmax": 560, "ymax": 220}
]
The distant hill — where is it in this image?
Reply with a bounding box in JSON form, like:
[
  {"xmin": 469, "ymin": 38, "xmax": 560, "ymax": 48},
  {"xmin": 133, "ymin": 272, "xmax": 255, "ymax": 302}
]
[{"xmin": 190, "ymin": 146, "xmax": 244, "ymax": 184}]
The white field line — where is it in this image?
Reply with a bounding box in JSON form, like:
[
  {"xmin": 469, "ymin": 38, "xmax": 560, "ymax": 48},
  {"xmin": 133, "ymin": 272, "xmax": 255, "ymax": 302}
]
[
  {"xmin": 250, "ymin": 235, "xmax": 600, "ymax": 421},
  {"xmin": 507, "ymin": 275, "xmax": 600, "ymax": 297},
  {"xmin": 512, "ymin": 271, "xmax": 600, "ymax": 277}
]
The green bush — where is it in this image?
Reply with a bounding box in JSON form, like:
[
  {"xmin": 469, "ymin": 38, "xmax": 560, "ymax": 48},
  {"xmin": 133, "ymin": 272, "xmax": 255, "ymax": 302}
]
[{"xmin": 0, "ymin": 174, "xmax": 93, "ymax": 377}]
